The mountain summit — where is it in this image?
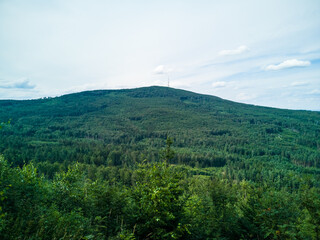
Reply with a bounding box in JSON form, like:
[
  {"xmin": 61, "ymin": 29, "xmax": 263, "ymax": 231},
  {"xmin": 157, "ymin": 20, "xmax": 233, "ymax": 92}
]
[{"xmin": 0, "ymin": 86, "xmax": 319, "ymax": 168}]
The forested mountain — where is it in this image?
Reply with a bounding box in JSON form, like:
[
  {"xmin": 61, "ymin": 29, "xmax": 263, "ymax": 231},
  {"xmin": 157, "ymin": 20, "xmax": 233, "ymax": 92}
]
[
  {"xmin": 1, "ymin": 86, "xmax": 319, "ymax": 170},
  {"xmin": 0, "ymin": 86, "xmax": 320, "ymax": 239}
]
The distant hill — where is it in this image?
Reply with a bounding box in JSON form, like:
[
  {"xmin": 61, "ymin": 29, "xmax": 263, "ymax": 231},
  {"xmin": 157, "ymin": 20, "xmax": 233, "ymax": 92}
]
[{"xmin": 0, "ymin": 86, "xmax": 319, "ymax": 172}]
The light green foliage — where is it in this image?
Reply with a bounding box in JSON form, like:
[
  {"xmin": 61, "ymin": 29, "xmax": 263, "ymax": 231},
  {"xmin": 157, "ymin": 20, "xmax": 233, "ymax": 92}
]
[
  {"xmin": 36, "ymin": 207, "xmax": 90, "ymax": 240},
  {"xmin": 0, "ymin": 157, "xmax": 48, "ymax": 239},
  {"xmin": 256, "ymin": 190, "xmax": 299, "ymax": 239},
  {"xmin": 0, "ymin": 120, "xmax": 10, "ymax": 130},
  {"xmin": 182, "ymin": 175, "xmax": 241, "ymax": 239},
  {"xmin": 1, "ymin": 87, "xmax": 319, "ymax": 171},
  {"xmin": 0, "ymin": 155, "xmax": 320, "ymax": 239},
  {"xmin": 161, "ymin": 137, "xmax": 175, "ymax": 162},
  {"xmin": 131, "ymin": 160, "xmax": 187, "ymax": 239},
  {"xmin": 299, "ymin": 186, "xmax": 320, "ymax": 239},
  {"xmin": 0, "ymin": 156, "xmax": 10, "ymax": 232},
  {"xmin": 0, "ymin": 87, "xmax": 320, "ymax": 239}
]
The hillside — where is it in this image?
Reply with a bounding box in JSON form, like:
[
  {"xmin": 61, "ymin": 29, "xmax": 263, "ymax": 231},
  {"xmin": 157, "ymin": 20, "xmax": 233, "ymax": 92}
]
[
  {"xmin": 0, "ymin": 86, "xmax": 319, "ymax": 170},
  {"xmin": 1, "ymin": 86, "xmax": 320, "ymax": 239}
]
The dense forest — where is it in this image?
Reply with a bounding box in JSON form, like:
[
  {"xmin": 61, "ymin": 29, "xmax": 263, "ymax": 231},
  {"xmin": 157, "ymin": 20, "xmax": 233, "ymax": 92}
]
[{"xmin": 1, "ymin": 86, "xmax": 320, "ymax": 239}]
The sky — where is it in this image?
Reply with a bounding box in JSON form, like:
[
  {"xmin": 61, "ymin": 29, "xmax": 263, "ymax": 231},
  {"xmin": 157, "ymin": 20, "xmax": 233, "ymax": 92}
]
[{"xmin": 0, "ymin": 0, "xmax": 319, "ymax": 110}]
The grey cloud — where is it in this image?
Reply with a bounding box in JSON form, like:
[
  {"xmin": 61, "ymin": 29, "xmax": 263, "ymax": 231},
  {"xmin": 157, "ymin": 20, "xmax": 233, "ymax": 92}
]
[{"xmin": 0, "ymin": 79, "xmax": 36, "ymax": 89}]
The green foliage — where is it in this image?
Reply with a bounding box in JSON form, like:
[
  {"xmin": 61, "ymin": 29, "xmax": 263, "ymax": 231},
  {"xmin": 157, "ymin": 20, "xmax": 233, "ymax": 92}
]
[
  {"xmin": 0, "ymin": 120, "xmax": 10, "ymax": 130},
  {"xmin": 1, "ymin": 87, "xmax": 319, "ymax": 171},
  {"xmin": 1, "ymin": 87, "xmax": 320, "ymax": 239},
  {"xmin": 130, "ymin": 160, "xmax": 187, "ymax": 239},
  {"xmin": 0, "ymin": 155, "xmax": 320, "ymax": 239},
  {"xmin": 0, "ymin": 157, "xmax": 48, "ymax": 239},
  {"xmin": 299, "ymin": 186, "xmax": 320, "ymax": 239},
  {"xmin": 0, "ymin": 156, "xmax": 10, "ymax": 232},
  {"xmin": 182, "ymin": 176, "xmax": 241, "ymax": 239},
  {"xmin": 36, "ymin": 207, "xmax": 90, "ymax": 240},
  {"xmin": 161, "ymin": 137, "xmax": 175, "ymax": 162}
]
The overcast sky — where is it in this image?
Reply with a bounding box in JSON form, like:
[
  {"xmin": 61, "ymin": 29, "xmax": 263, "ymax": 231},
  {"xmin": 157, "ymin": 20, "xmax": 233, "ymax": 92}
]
[{"xmin": 0, "ymin": 0, "xmax": 319, "ymax": 110}]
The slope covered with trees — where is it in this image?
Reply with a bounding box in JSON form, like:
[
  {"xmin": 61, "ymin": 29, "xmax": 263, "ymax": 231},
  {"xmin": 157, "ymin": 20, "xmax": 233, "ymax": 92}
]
[
  {"xmin": 0, "ymin": 86, "xmax": 319, "ymax": 170},
  {"xmin": 0, "ymin": 86, "xmax": 320, "ymax": 239}
]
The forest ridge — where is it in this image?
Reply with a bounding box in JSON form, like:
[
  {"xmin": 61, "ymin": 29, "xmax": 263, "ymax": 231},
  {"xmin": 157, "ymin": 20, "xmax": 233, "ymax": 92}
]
[
  {"xmin": 0, "ymin": 86, "xmax": 319, "ymax": 169},
  {"xmin": 0, "ymin": 86, "xmax": 320, "ymax": 239}
]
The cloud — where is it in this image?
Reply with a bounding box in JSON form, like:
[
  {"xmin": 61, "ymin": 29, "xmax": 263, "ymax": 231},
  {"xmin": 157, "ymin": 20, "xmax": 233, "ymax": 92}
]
[
  {"xmin": 63, "ymin": 83, "xmax": 105, "ymax": 94},
  {"xmin": 13, "ymin": 80, "xmax": 36, "ymax": 89},
  {"xmin": 153, "ymin": 65, "xmax": 173, "ymax": 75},
  {"xmin": 307, "ymin": 89, "xmax": 320, "ymax": 95},
  {"xmin": 236, "ymin": 92, "xmax": 256, "ymax": 101},
  {"xmin": 0, "ymin": 79, "xmax": 36, "ymax": 89},
  {"xmin": 266, "ymin": 59, "xmax": 311, "ymax": 71},
  {"xmin": 170, "ymin": 80, "xmax": 191, "ymax": 88},
  {"xmin": 291, "ymin": 81, "xmax": 309, "ymax": 87},
  {"xmin": 218, "ymin": 45, "xmax": 249, "ymax": 56},
  {"xmin": 212, "ymin": 81, "xmax": 227, "ymax": 88}
]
